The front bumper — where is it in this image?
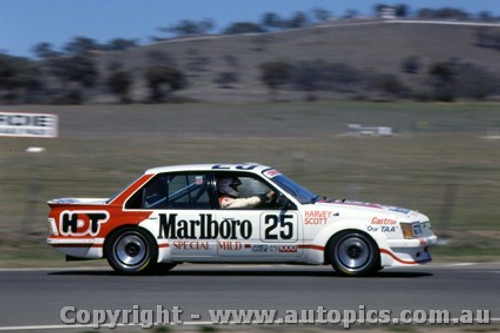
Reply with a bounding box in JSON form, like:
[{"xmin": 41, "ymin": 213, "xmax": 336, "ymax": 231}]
[{"xmin": 381, "ymin": 235, "xmax": 438, "ymax": 266}]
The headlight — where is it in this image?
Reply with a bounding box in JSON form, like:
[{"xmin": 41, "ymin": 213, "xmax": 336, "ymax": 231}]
[
  {"xmin": 400, "ymin": 222, "xmax": 432, "ymax": 239},
  {"xmin": 400, "ymin": 223, "xmax": 415, "ymax": 239},
  {"xmin": 421, "ymin": 222, "xmax": 434, "ymax": 236}
]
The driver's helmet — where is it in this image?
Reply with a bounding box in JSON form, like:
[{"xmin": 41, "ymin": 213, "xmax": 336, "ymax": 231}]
[{"xmin": 217, "ymin": 177, "xmax": 242, "ymax": 197}]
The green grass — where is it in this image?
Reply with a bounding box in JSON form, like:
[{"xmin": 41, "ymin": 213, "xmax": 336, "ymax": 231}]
[{"xmin": 1, "ymin": 101, "xmax": 499, "ymax": 266}]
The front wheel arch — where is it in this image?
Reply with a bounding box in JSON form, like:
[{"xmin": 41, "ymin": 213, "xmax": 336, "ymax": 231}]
[{"xmin": 325, "ymin": 229, "xmax": 381, "ymax": 276}]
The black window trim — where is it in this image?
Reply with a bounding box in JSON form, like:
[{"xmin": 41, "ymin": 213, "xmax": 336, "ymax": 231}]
[
  {"xmin": 210, "ymin": 170, "xmax": 296, "ymax": 210},
  {"xmin": 125, "ymin": 171, "xmax": 217, "ymax": 210}
]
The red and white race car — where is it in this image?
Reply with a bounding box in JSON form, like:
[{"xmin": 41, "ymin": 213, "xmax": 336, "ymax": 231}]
[{"xmin": 47, "ymin": 163, "xmax": 437, "ymax": 276}]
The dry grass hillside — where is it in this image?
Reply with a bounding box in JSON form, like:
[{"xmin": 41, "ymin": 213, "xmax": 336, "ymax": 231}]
[{"xmin": 91, "ymin": 19, "xmax": 500, "ymax": 102}]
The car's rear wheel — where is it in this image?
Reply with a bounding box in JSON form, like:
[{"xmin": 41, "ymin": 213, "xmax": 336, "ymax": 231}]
[
  {"xmin": 328, "ymin": 231, "xmax": 379, "ymax": 276},
  {"xmin": 105, "ymin": 228, "xmax": 157, "ymax": 275}
]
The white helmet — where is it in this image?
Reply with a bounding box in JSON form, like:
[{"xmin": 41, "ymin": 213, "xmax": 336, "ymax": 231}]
[{"xmin": 217, "ymin": 177, "xmax": 242, "ymax": 197}]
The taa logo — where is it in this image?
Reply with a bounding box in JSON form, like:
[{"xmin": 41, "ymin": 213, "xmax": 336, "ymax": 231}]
[{"xmin": 59, "ymin": 211, "xmax": 109, "ymax": 236}]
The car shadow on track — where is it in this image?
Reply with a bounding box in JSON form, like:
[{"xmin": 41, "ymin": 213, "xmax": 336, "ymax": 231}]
[{"xmin": 48, "ymin": 269, "xmax": 433, "ymax": 278}]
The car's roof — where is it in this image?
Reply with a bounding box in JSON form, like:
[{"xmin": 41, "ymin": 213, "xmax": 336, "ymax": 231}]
[{"xmin": 144, "ymin": 163, "xmax": 273, "ymax": 175}]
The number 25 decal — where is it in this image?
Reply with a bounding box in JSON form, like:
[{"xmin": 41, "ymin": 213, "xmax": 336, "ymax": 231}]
[{"xmin": 260, "ymin": 213, "xmax": 298, "ymax": 242}]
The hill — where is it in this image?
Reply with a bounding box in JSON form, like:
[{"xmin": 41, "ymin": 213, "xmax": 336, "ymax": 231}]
[{"xmin": 91, "ymin": 19, "xmax": 500, "ymax": 102}]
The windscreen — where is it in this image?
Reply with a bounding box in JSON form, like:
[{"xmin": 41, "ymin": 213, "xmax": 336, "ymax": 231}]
[{"xmin": 264, "ymin": 169, "xmax": 317, "ymax": 204}]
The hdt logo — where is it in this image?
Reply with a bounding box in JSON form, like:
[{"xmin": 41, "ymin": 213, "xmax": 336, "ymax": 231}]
[{"xmin": 59, "ymin": 211, "xmax": 110, "ymax": 236}]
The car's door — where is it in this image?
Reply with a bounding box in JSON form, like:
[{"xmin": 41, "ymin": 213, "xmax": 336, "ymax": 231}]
[
  {"xmin": 128, "ymin": 172, "xmax": 219, "ymax": 259},
  {"xmin": 213, "ymin": 172, "xmax": 304, "ymax": 260}
]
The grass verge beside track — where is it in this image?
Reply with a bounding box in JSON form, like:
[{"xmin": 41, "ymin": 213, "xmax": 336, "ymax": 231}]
[{"xmin": 0, "ymin": 101, "xmax": 499, "ymax": 266}]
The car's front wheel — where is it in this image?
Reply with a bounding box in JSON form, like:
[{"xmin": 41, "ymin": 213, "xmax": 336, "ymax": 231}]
[
  {"xmin": 105, "ymin": 228, "xmax": 157, "ymax": 275},
  {"xmin": 327, "ymin": 231, "xmax": 379, "ymax": 276}
]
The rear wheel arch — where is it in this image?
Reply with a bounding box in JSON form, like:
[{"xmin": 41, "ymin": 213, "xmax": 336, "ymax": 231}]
[
  {"xmin": 104, "ymin": 224, "xmax": 154, "ymax": 255},
  {"xmin": 104, "ymin": 225, "xmax": 159, "ymax": 275}
]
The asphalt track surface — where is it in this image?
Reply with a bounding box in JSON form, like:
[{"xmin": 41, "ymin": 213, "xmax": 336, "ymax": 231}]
[{"xmin": 0, "ymin": 263, "xmax": 499, "ymax": 331}]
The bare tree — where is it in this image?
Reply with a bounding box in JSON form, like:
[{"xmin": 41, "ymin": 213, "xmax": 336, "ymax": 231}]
[{"xmin": 259, "ymin": 61, "xmax": 291, "ymax": 101}]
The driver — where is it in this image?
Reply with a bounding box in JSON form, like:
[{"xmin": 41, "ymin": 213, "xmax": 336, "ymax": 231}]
[{"xmin": 217, "ymin": 177, "xmax": 275, "ymax": 209}]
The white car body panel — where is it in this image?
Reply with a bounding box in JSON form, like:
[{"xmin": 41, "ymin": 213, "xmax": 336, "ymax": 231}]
[{"xmin": 47, "ymin": 163, "xmax": 438, "ymax": 274}]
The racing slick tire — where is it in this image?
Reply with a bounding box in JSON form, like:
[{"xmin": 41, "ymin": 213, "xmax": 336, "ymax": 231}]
[
  {"xmin": 327, "ymin": 231, "xmax": 380, "ymax": 276},
  {"xmin": 105, "ymin": 227, "xmax": 158, "ymax": 275}
]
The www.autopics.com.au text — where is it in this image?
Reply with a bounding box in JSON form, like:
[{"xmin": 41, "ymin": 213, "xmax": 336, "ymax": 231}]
[{"xmin": 60, "ymin": 305, "xmax": 492, "ymax": 329}]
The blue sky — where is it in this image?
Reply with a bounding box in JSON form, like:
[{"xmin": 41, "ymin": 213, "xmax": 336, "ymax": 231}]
[{"xmin": 1, "ymin": 0, "xmax": 499, "ymax": 57}]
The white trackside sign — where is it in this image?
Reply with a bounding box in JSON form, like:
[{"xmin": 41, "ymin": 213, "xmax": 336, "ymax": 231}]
[{"xmin": 0, "ymin": 111, "xmax": 58, "ymax": 138}]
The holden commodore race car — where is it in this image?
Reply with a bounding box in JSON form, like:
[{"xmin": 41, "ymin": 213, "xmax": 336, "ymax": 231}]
[{"xmin": 47, "ymin": 163, "xmax": 437, "ymax": 276}]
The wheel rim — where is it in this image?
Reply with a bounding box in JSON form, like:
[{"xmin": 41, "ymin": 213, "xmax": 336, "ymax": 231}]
[
  {"xmin": 115, "ymin": 233, "xmax": 149, "ymax": 268},
  {"xmin": 336, "ymin": 236, "xmax": 371, "ymax": 272}
]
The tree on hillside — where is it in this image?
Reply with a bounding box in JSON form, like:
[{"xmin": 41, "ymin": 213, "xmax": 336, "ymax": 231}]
[
  {"xmin": 290, "ymin": 60, "xmax": 332, "ymax": 100},
  {"xmin": 342, "ymin": 9, "xmax": 359, "ymax": 19},
  {"xmin": 417, "ymin": 7, "xmax": 469, "ymax": 20},
  {"xmin": 368, "ymin": 73, "xmax": 406, "ymax": 97},
  {"xmin": 59, "ymin": 56, "xmax": 98, "ymax": 87},
  {"xmin": 0, "ymin": 54, "xmax": 40, "ymax": 104},
  {"xmin": 395, "ymin": 4, "xmax": 409, "ymax": 17},
  {"xmin": 285, "ymin": 11, "xmax": 309, "ymax": 28},
  {"xmin": 107, "ymin": 38, "xmax": 138, "ymax": 51},
  {"xmin": 48, "ymin": 55, "xmax": 98, "ymax": 103},
  {"xmin": 224, "ymin": 22, "xmax": 265, "ymax": 34},
  {"xmin": 144, "ymin": 65, "xmax": 186, "ymax": 103},
  {"xmin": 329, "ymin": 63, "xmax": 363, "ymax": 92},
  {"xmin": 313, "ymin": 8, "xmax": 331, "ymax": 23},
  {"xmin": 160, "ymin": 19, "xmax": 215, "ymax": 37},
  {"xmin": 425, "ymin": 60, "xmax": 499, "ymax": 101},
  {"xmin": 259, "ymin": 60, "xmax": 291, "ymax": 101},
  {"xmin": 478, "ymin": 11, "xmax": 495, "ymax": 22},
  {"xmin": 436, "ymin": 7, "xmax": 470, "ymax": 20},
  {"xmin": 32, "ymin": 42, "xmax": 61, "ymax": 59},
  {"xmin": 455, "ymin": 63, "xmax": 499, "ymax": 100},
  {"xmin": 64, "ymin": 36, "xmax": 102, "ymax": 56},
  {"xmin": 428, "ymin": 61, "xmax": 457, "ymax": 101},
  {"xmin": 107, "ymin": 70, "xmax": 132, "ymax": 103},
  {"xmin": 416, "ymin": 8, "xmax": 434, "ymax": 19},
  {"xmin": 261, "ymin": 12, "xmax": 283, "ymax": 30}
]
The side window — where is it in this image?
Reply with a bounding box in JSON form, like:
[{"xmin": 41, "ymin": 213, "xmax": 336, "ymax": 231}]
[
  {"xmin": 215, "ymin": 174, "xmax": 282, "ymax": 210},
  {"xmin": 238, "ymin": 177, "xmax": 270, "ymax": 198},
  {"xmin": 126, "ymin": 173, "xmax": 211, "ymax": 210},
  {"xmin": 144, "ymin": 175, "xmax": 168, "ymax": 209},
  {"xmin": 167, "ymin": 174, "xmax": 210, "ymax": 209}
]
